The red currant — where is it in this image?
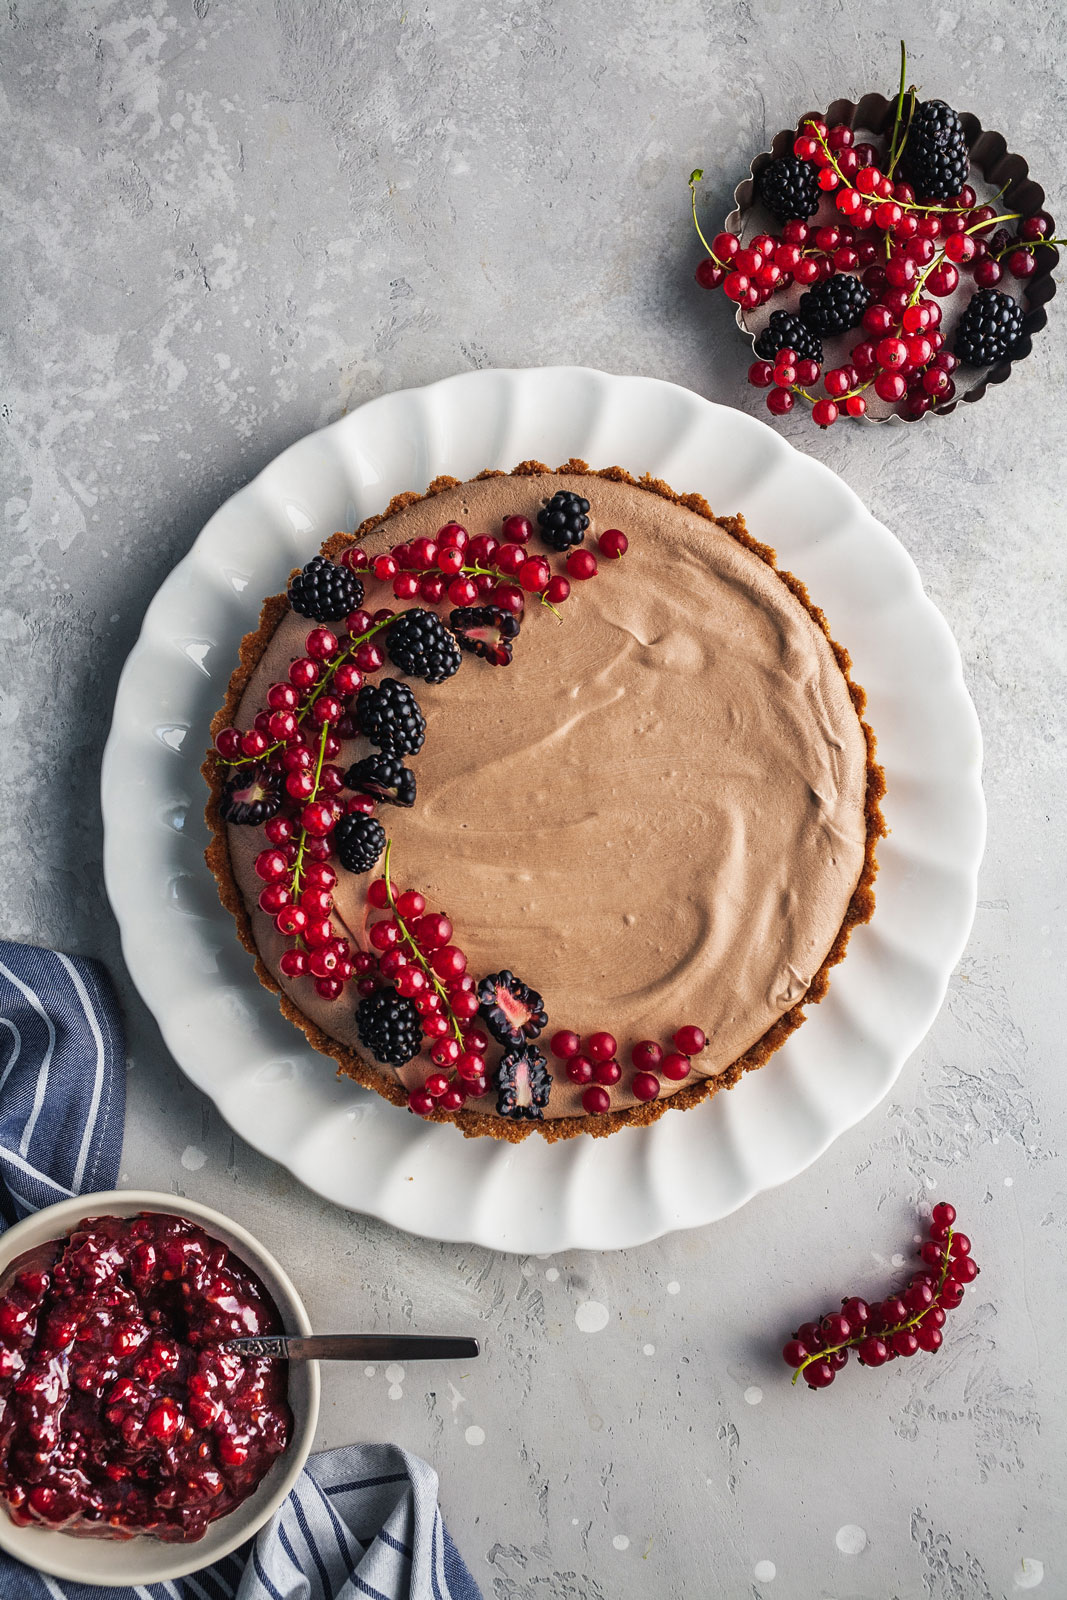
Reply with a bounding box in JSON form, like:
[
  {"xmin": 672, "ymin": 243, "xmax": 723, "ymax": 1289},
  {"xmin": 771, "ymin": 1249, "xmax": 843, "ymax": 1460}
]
[
  {"xmin": 660, "ymin": 1052, "xmax": 690, "ymax": 1081},
  {"xmin": 581, "ymin": 1086, "xmax": 612, "ymax": 1115},
  {"xmin": 598, "ymin": 529, "xmax": 628, "ymax": 560},
  {"xmin": 566, "ymin": 550, "xmax": 597, "ymax": 581},
  {"xmin": 550, "ymin": 1030, "xmax": 581, "ymax": 1059}
]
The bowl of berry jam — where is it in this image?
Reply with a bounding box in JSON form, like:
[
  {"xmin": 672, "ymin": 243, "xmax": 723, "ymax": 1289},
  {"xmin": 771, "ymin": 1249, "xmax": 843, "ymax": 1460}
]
[{"xmin": 0, "ymin": 1192, "xmax": 319, "ymax": 1586}]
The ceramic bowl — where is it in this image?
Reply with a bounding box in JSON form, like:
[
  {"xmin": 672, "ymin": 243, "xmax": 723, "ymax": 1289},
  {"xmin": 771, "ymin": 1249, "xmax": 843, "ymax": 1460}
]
[{"xmin": 0, "ymin": 1191, "xmax": 319, "ymax": 1587}]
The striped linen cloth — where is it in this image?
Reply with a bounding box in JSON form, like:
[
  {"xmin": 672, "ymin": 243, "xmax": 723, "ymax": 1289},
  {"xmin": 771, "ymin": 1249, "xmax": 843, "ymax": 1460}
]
[{"xmin": 0, "ymin": 943, "xmax": 482, "ymax": 1600}]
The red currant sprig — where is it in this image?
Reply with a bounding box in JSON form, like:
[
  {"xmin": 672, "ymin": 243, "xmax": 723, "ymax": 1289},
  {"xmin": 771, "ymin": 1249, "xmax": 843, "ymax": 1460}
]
[
  {"xmin": 369, "ymin": 843, "xmax": 489, "ymax": 1116},
  {"xmin": 213, "ymin": 609, "xmax": 395, "ymax": 768},
  {"xmin": 549, "ymin": 1024, "xmax": 706, "ymax": 1114},
  {"xmin": 252, "ymin": 719, "xmax": 355, "ymax": 1000},
  {"xmin": 783, "ymin": 1202, "xmax": 978, "ymax": 1389}
]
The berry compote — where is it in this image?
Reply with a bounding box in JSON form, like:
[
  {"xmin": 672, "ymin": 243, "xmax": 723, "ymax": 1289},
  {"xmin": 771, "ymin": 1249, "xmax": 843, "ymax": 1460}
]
[{"xmin": 0, "ymin": 1213, "xmax": 292, "ymax": 1542}]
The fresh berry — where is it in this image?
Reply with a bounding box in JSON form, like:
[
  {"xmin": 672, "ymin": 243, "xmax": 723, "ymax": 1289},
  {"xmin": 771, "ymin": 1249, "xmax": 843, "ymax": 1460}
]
[
  {"xmin": 898, "ymin": 99, "xmax": 969, "ymax": 201},
  {"xmin": 537, "ymin": 490, "xmax": 590, "ymax": 552},
  {"xmin": 757, "ymin": 155, "xmax": 821, "ymax": 222},
  {"xmin": 332, "ymin": 813, "xmax": 387, "ymax": 874},
  {"xmin": 385, "ymin": 608, "xmax": 462, "ymax": 684},
  {"xmin": 631, "ymin": 1071, "xmax": 660, "ymax": 1102},
  {"xmin": 288, "ymin": 556, "xmax": 364, "ymax": 623},
  {"xmin": 218, "ymin": 770, "xmax": 281, "ymax": 826},
  {"xmin": 581, "ymin": 1086, "xmax": 612, "ymax": 1115},
  {"xmin": 566, "ymin": 549, "xmax": 597, "ymax": 581},
  {"xmin": 798, "ymin": 274, "xmax": 871, "ymax": 336},
  {"xmin": 344, "ymin": 753, "xmax": 416, "ymax": 807},
  {"xmin": 550, "ymin": 1030, "xmax": 581, "ymax": 1059},
  {"xmin": 953, "ymin": 288, "xmax": 1025, "ymax": 366},
  {"xmin": 598, "ymin": 529, "xmax": 628, "ymax": 560},
  {"xmin": 355, "ymin": 986, "xmax": 423, "ymax": 1067},
  {"xmin": 448, "ymin": 605, "xmax": 521, "ymax": 665},
  {"xmin": 753, "ymin": 310, "xmax": 823, "ymax": 365},
  {"xmin": 356, "ymin": 679, "xmax": 426, "ymax": 755},
  {"xmin": 477, "ymin": 970, "xmax": 548, "ymax": 1047},
  {"xmin": 495, "ymin": 1044, "xmax": 552, "ymax": 1121}
]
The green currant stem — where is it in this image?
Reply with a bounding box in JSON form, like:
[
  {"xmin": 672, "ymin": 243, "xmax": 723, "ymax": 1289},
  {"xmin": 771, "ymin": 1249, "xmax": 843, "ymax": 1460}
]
[
  {"xmin": 885, "ymin": 41, "xmax": 912, "ymax": 177},
  {"xmin": 689, "ymin": 170, "xmax": 725, "ymax": 266},
  {"xmin": 381, "ymin": 839, "xmax": 465, "ymax": 1047},
  {"xmin": 993, "ymin": 233, "xmax": 1065, "ymax": 259},
  {"xmin": 791, "ymin": 1226, "xmax": 957, "ymax": 1385},
  {"xmin": 288, "ymin": 719, "xmax": 331, "ymax": 930},
  {"xmin": 216, "ymin": 612, "xmax": 396, "ymax": 769}
]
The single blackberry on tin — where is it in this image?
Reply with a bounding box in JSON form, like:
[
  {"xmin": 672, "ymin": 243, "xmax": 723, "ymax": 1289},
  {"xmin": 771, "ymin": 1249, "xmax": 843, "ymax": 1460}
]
[
  {"xmin": 954, "ymin": 288, "xmax": 1025, "ymax": 366},
  {"xmin": 218, "ymin": 769, "xmax": 282, "ymax": 826},
  {"xmin": 477, "ymin": 970, "xmax": 548, "ymax": 1048},
  {"xmin": 344, "ymin": 752, "xmax": 416, "ymax": 807},
  {"xmin": 356, "ymin": 985, "xmax": 422, "ymax": 1067},
  {"xmin": 753, "ymin": 310, "xmax": 824, "ymax": 365},
  {"xmin": 537, "ymin": 490, "xmax": 589, "ymax": 552},
  {"xmin": 757, "ymin": 155, "xmax": 821, "ymax": 222},
  {"xmin": 495, "ymin": 1044, "xmax": 552, "ymax": 1122},
  {"xmin": 356, "ymin": 678, "xmax": 426, "ymax": 755},
  {"xmin": 898, "ymin": 99, "xmax": 969, "ymax": 201},
  {"xmin": 287, "ymin": 556, "xmax": 364, "ymax": 623},
  {"xmin": 448, "ymin": 605, "xmax": 521, "ymax": 666},
  {"xmin": 798, "ymin": 275, "xmax": 871, "ymax": 336},
  {"xmin": 385, "ymin": 608, "xmax": 462, "ymax": 684},
  {"xmin": 333, "ymin": 813, "xmax": 387, "ymax": 874}
]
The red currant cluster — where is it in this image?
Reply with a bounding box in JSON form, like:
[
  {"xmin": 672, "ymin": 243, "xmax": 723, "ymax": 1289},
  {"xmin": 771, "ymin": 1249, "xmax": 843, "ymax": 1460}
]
[
  {"xmin": 358, "ymin": 860, "xmax": 496, "ymax": 1115},
  {"xmin": 213, "ymin": 612, "xmax": 402, "ymax": 1001},
  {"xmin": 693, "ymin": 111, "xmax": 1052, "ymax": 424},
  {"xmin": 783, "ymin": 1202, "xmax": 978, "ymax": 1389},
  {"xmin": 547, "ymin": 1024, "xmax": 706, "ymax": 1114},
  {"xmin": 341, "ymin": 515, "xmax": 628, "ymax": 622}
]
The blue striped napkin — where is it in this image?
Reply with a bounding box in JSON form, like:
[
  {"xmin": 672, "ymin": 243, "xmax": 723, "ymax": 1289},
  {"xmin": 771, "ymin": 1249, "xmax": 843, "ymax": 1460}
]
[{"xmin": 0, "ymin": 944, "xmax": 482, "ymax": 1600}]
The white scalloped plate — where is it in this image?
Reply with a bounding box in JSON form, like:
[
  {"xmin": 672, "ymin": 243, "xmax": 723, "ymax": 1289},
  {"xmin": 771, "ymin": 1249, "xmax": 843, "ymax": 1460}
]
[{"xmin": 101, "ymin": 368, "xmax": 984, "ymax": 1253}]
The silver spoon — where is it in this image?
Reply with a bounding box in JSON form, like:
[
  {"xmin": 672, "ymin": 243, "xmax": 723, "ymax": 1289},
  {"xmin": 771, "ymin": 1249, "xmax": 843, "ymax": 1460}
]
[{"xmin": 223, "ymin": 1334, "xmax": 480, "ymax": 1362}]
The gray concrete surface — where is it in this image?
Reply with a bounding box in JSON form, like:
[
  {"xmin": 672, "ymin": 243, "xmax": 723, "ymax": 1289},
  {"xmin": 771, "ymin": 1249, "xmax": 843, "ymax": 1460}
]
[{"xmin": 2, "ymin": 2, "xmax": 1066, "ymax": 1595}]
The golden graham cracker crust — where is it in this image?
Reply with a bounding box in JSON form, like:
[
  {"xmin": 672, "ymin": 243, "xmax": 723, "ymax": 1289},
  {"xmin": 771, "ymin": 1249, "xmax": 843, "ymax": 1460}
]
[{"xmin": 203, "ymin": 460, "xmax": 886, "ymax": 1143}]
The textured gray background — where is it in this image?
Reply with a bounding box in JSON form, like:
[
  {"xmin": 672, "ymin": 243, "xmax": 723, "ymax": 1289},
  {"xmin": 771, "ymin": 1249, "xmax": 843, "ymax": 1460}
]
[{"xmin": 2, "ymin": 1, "xmax": 1066, "ymax": 1596}]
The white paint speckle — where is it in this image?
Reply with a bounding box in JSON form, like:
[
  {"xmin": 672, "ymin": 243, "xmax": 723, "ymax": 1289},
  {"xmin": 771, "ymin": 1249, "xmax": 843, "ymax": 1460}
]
[
  {"xmin": 643, "ymin": 1343, "xmax": 656, "ymax": 1356},
  {"xmin": 1015, "ymin": 1557, "xmax": 1044, "ymax": 1589},
  {"xmin": 1005, "ymin": 1176, "xmax": 1014, "ymax": 1187},
  {"xmin": 666, "ymin": 1281, "xmax": 680, "ymax": 1295},
  {"xmin": 364, "ymin": 1366, "xmax": 375, "ymax": 1377},
  {"xmin": 744, "ymin": 1386, "xmax": 763, "ymax": 1405},
  {"xmin": 464, "ymin": 1424, "xmax": 485, "ymax": 1447},
  {"xmin": 572, "ymin": 1518, "xmax": 579, "ymax": 1526},
  {"xmin": 575, "ymin": 1301, "xmax": 610, "ymax": 1333},
  {"xmin": 836, "ymin": 1524, "xmax": 868, "ymax": 1555},
  {"xmin": 891, "ymin": 1252, "xmax": 906, "ymax": 1268},
  {"xmin": 180, "ymin": 1145, "xmax": 206, "ymax": 1171},
  {"xmin": 520, "ymin": 1261, "xmax": 534, "ymax": 1277},
  {"xmin": 545, "ymin": 1267, "xmax": 560, "ymax": 1282},
  {"xmin": 613, "ymin": 1535, "xmax": 630, "ymax": 1551},
  {"xmin": 924, "ymin": 1175, "xmax": 937, "ymax": 1190},
  {"xmin": 754, "ymin": 1559, "xmax": 776, "ymax": 1582},
  {"xmin": 385, "ymin": 1363, "xmax": 404, "ymax": 1400},
  {"xmin": 447, "ymin": 1381, "xmax": 466, "ymax": 1416}
]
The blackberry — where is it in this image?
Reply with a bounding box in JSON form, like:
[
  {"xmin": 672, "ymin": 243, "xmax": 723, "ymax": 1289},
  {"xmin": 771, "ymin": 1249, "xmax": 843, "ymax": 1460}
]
[
  {"xmin": 757, "ymin": 155, "xmax": 820, "ymax": 222},
  {"xmin": 385, "ymin": 608, "xmax": 462, "ymax": 685},
  {"xmin": 477, "ymin": 970, "xmax": 548, "ymax": 1048},
  {"xmin": 287, "ymin": 556, "xmax": 364, "ymax": 623},
  {"xmin": 356, "ymin": 985, "xmax": 422, "ymax": 1068},
  {"xmin": 798, "ymin": 275, "xmax": 871, "ymax": 336},
  {"xmin": 898, "ymin": 100, "xmax": 969, "ymax": 201},
  {"xmin": 953, "ymin": 288, "xmax": 1025, "ymax": 366},
  {"xmin": 356, "ymin": 678, "xmax": 425, "ymax": 755},
  {"xmin": 753, "ymin": 310, "xmax": 824, "ymax": 365},
  {"xmin": 449, "ymin": 605, "xmax": 521, "ymax": 666},
  {"xmin": 333, "ymin": 813, "xmax": 386, "ymax": 874},
  {"xmin": 537, "ymin": 490, "xmax": 589, "ymax": 552},
  {"xmin": 218, "ymin": 768, "xmax": 281, "ymax": 826},
  {"xmin": 344, "ymin": 752, "xmax": 416, "ymax": 807},
  {"xmin": 495, "ymin": 1044, "xmax": 552, "ymax": 1122}
]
